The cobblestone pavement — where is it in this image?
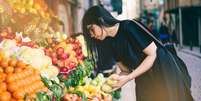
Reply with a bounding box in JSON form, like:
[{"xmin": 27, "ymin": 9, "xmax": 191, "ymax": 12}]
[{"xmin": 117, "ymin": 51, "xmax": 201, "ymax": 101}]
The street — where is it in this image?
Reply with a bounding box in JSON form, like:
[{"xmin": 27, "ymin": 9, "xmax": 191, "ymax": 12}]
[
  {"xmin": 178, "ymin": 51, "xmax": 201, "ymax": 101},
  {"xmin": 118, "ymin": 50, "xmax": 201, "ymax": 101}
]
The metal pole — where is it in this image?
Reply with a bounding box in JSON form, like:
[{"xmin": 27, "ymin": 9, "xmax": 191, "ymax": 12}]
[
  {"xmin": 179, "ymin": 8, "xmax": 183, "ymax": 48},
  {"xmin": 198, "ymin": 16, "xmax": 201, "ymax": 53}
]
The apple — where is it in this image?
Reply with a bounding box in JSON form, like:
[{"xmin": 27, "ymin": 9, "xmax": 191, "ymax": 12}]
[
  {"xmin": 63, "ymin": 93, "xmax": 72, "ymax": 101},
  {"xmin": 56, "ymin": 47, "xmax": 64, "ymax": 55},
  {"xmin": 68, "ymin": 62, "xmax": 77, "ymax": 69},
  {"xmin": 59, "ymin": 53, "xmax": 69, "ymax": 60},
  {"xmin": 77, "ymin": 54, "xmax": 84, "ymax": 60},
  {"xmin": 50, "ymin": 52, "xmax": 57, "ymax": 58},
  {"xmin": 52, "ymin": 57, "xmax": 58, "ymax": 65},
  {"xmin": 60, "ymin": 67, "xmax": 68, "ymax": 73},
  {"xmin": 72, "ymin": 94, "xmax": 79, "ymax": 101},
  {"xmin": 75, "ymin": 49, "xmax": 82, "ymax": 56},
  {"xmin": 72, "ymin": 44, "xmax": 80, "ymax": 50}
]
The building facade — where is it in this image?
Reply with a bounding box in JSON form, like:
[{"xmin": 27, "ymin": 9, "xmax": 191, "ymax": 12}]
[{"xmin": 164, "ymin": 0, "xmax": 201, "ymax": 48}]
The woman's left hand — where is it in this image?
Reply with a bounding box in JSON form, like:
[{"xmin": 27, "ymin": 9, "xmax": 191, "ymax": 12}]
[{"xmin": 111, "ymin": 75, "xmax": 131, "ymax": 91}]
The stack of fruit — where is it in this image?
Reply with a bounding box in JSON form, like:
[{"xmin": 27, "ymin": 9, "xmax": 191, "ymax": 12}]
[
  {"xmin": 0, "ymin": 57, "xmax": 48, "ymax": 101},
  {"xmin": 6, "ymin": 0, "xmax": 49, "ymax": 18},
  {"xmin": 44, "ymin": 37, "xmax": 85, "ymax": 76}
]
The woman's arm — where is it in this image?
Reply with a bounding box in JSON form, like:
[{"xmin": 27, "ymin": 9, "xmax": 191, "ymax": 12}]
[
  {"xmin": 112, "ymin": 42, "xmax": 157, "ymax": 89},
  {"xmin": 127, "ymin": 42, "xmax": 157, "ymax": 80}
]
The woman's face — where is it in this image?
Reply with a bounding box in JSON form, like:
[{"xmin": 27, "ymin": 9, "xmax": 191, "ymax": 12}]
[{"xmin": 87, "ymin": 24, "xmax": 108, "ymax": 40}]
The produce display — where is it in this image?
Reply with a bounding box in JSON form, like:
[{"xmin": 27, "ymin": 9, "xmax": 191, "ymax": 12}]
[
  {"xmin": 0, "ymin": 57, "xmax": 48, "ymax": 100},
  {"xmin": 0, "ymin": 0, "xmax": 121, "ymax": 101}
]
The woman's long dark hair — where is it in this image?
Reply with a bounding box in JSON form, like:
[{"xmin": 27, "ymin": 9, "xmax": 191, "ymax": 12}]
[{"xmin": 82, "ymin": 5, "xmax": 120, "ymax": 70}]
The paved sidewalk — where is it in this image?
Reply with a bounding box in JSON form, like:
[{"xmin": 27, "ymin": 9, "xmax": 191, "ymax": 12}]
[{"xmin": 178, "ymin": 46, "xmax": 201, "ymax": 58}]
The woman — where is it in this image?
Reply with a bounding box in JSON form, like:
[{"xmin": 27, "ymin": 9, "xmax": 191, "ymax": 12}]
[{"xmin": 82, "ymin": 5, "xmax": 193, "ymax": 101}]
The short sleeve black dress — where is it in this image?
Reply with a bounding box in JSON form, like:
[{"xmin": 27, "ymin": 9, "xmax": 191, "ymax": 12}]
[{"xmin": 109, "ymin": 20, "xmax": 193, "ymax": 101}]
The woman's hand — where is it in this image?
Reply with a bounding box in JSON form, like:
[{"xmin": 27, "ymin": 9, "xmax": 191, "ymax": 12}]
[{"xmin": 110, "ymin": 74, "xmax": 132, "ymax": 91}]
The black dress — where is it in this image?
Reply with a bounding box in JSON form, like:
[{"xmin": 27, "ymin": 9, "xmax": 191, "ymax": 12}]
[{"xmin": 109, "ymin": 20, "xmax": 193, "ymax": 101}]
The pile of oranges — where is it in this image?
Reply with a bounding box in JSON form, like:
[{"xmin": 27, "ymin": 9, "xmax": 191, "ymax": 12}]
[{"xmin": 0, "ymin": 56, "xmax": 48, "ymax": 101}]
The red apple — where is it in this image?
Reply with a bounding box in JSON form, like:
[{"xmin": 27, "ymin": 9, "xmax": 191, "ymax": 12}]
[
  {"xmin": 51, "ymin": 52, "xmax": 57, "ymax": 58},
  {"xmin": 68, "ymin": 62, "xmax": 77, "ymax": 69},
  {"xmin": 72, "ymin": 94, "xmax": 78, "ymax": 101},
  {"xmin": 59, "ymin": 53, "xmax": 69, "ymax": 60},
  {"xmin": 56, "ymin": 47, "xmax": 64, "ymax": 55},
  {"xmin": 75, "ymin": 49, "xmax": 82, "ymax": 56},
  {"xmin": 77, "ymin": 54, "xmax": 84, "ymax": 60},
  {"xmin": 52, "ymin": 57, "xmax": 58, "ymax": 65},
  {"xmin": 60, "ymin": 67, "xmax": 68, "ymax": 73}
]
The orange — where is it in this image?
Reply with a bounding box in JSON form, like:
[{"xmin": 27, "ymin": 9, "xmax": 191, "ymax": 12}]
[
  {"xmin": 0, "ymin": 59, "xmax": 9, "ymax": 68},
  {"xmin": 9, "ymin": 59, "xmax": 17, "ymax": 67},
  {"xmin": 16, "ymin": 61, "xmax": 27, "ymax": 69},
  {"xmin": 0, "ymin": 73, "xmax": 6, "ymax": 82},
  {"xmin": 0, "ymin": 82, "xmax": 7, "ymax": 92},
  {"xmin": 5, "ymin": 66, "xmax": 14, "ymax": 74},
  {"xmin": 7, "ymin": 82, "xmax": 18, "ymax": 92},
  {"xmin": 6, "ymin": 74, "xmax": 15, "ymax": 83},
  {"xmin": 0, "ymin": 91, "xmax": 11, "ymax": 101},
  {"xmin": 13, "ymin": 89, "xmax": 25, "ymax": 99},
  {"xmin": 10, "ymin": 99, "xmax": 17, "ymax": 101},
  {"xmin": 15, "ymin": 68, "xmax": 23, "ymax": 73},
  {"xmin": 0, "ymin": 67, "xmax": 3, "ymax": 73}
]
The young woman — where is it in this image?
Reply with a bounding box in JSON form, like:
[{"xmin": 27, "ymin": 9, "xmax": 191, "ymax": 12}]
[{"xmin": 82, "ymin": 5, "xmax": 193, "ymax": 101}]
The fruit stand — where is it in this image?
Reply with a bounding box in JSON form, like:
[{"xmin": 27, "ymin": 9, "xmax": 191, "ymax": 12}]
[{"xmin": 0, "ymin": 0, "xmax": 120, "ymax": 101}]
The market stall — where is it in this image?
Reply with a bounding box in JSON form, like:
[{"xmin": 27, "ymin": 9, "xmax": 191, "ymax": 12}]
[{"xmin": 0, "ymin": 0, "xmax": 121, "ymax": 101}]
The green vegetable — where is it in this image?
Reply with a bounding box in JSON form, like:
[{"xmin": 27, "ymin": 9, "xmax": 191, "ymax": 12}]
[
  {"xmin": 41, "ymin": 76, "xmax": 63, "ymax": 101},
  {"xmin": 67, "ymin": 90, "xmax": 87, "ymax": 101},
  {"xmin": 112, "ymin": 89, "xmax": 121, "ymax": 100},
  {"xmin": 49, "ymin": 83, "xmax": 63, "ymax": 101},
  {"xmin": 64, "ymin": 59, "xmax": 94, "ymax": 88},
  {"xmin": 35, "ymin": 92, "xmax": 50, "ymax": 101}
]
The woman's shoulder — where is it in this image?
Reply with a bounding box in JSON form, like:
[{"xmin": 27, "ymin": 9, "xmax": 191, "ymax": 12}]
[
  {"xmin": 120, "ymin": 20, "xmax": 139, "ymax": 29},
  {"xmin": 120, "ymin": 20, "xmax": 134, "ymax": 25}
]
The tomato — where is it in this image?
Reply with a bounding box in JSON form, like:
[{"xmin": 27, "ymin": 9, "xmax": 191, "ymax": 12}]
[{"xmin": 0, "ymin": 91, "xmax": 11, "ymax": 101}]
